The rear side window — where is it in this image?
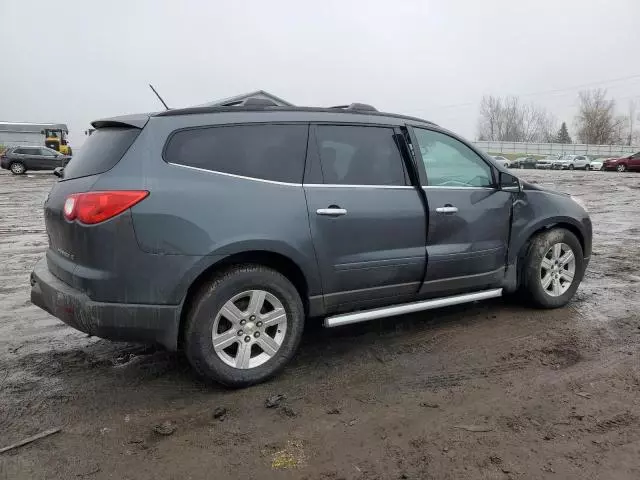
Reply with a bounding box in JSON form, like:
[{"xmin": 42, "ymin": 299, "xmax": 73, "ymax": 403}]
[
  {"xmin": 164, "ymin": 124, "xmax": 308, "ymax": 183},
  {"xmin": 315, "ymin": 125, "xmax": 407, "ymax": 185},
  {"xmin": 62, "ymin": 127, "xmax": 140, "ymax": 180}
]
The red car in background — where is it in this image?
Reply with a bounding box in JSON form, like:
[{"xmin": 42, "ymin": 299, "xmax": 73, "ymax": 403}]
[{"xmin": 603, "ymin": 151, "xmax": 640, "ymax": 172}]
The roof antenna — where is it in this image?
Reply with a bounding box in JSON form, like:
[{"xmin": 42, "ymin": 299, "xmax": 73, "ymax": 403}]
[{"xmin": 149, "ymin": 84, "xmax": 169, "ymax": 110}]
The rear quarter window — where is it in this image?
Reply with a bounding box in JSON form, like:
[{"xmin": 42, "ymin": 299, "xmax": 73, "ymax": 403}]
[
  {"xmin": 62, "ymin": 127, "xmax": 140, "ymax": 180},
  {"xmin": 164, "ymin": 124, "xmax": 308, "ymax": 183}
]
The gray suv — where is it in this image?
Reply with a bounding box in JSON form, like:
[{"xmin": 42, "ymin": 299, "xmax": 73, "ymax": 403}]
[
  {"xmin": 30, "ymin": 102, "xmax": 592, "ymax": 387},
  {"xmin": 1, "ymin": 146, "xmax": 71, "ymax": 174}
]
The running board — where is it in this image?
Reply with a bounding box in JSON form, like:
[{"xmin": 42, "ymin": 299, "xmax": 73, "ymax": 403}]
[{"xmin": 324, "ymin": 288, "xmax": 503, "ymax": 328}]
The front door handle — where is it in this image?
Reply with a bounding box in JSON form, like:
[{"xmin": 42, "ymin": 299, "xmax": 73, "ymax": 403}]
[
  {"xmin": 316, "ymin": 207, "xmax": 347, "ymax": 217},
  {"xmin": 435, "ymin": 206, "xmax": 458, "ymax": 214}
]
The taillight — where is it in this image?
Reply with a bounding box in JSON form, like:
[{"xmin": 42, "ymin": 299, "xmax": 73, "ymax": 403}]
[{"xmin": 63, "ymin": 191, "xmax": 149, "ymax": 224}]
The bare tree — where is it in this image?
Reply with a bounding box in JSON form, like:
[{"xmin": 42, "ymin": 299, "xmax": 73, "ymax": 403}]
[
  {"xmin": 478, "ymin": 96, "xmax": 502, "ymax": 141},
  {"xmin": 477, "ymin": 95, "xmax": 556, "ymax": 142},
  {"xmin": 574, "ymin": 89, "xmax": 623, "ymax": 144}
]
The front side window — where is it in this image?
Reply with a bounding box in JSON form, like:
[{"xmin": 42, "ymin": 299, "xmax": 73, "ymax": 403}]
[
  {"xmin": 164, "ymin": 124, "xmax": 308, "ymax": 183},
  {"xmin": 413, "ymin": 128, "xmax": 493, "ymax": 187},
  {"xmin": 315, "ymin": 125, "xmax": 406, "ymax": 185},
  {"xmin": 39, "ymin": 148, "xmax": 57, "ymax": 157}
]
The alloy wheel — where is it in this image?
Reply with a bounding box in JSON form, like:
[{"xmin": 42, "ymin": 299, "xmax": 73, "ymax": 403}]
[
  {"xmin": 211, "ymin": 290, "xmax": 287, "ymax": 369},
  {"xmin": 10, "ymin": 162, "xmax": 25, "ymax": 174},
  {"xmin": 540, "ymin": 243, "xmax": 576, "ymax": 297}
]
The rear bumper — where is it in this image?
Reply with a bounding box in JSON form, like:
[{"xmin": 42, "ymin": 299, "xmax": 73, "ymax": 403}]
[{"xmin": 30, "ymin": 257, "xmax": 181, "ymax": 350}]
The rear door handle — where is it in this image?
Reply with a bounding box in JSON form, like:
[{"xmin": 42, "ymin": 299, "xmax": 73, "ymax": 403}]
[
  {"xmin": 316, "ymin": 208, "xmax": 347, "ymax": 217},
  {"xmin": 435, "ymin": 206, "xmax": 458, "ymax": 214}
]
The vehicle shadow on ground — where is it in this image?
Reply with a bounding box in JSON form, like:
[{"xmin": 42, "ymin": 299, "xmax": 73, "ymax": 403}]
[{"xmin": 7, "ymin": 297, "xmax": 537, "ymax": 402}]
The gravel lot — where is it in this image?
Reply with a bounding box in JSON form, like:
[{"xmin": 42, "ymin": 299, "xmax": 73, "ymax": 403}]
[{"xmin": 1, "ymin": 169, "xmax": 639, "ymax": 479}]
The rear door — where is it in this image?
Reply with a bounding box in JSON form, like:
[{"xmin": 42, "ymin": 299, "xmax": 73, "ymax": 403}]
[
  {"xmin": 408, "ymin": 126, "xmax": 511, "ymax": 296},
  {"xmin": 19, "ymin": 147, "xmax": 40, "ymax": 169},
  {"xmin": 303, "ymin": 124, "xmax": 426, "ymax": 312}
]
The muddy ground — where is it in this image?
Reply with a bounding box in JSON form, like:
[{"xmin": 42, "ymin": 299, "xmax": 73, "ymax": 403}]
[{"xmin": 1, "ymin": 169, "xmax": 639, "ymax": 480}]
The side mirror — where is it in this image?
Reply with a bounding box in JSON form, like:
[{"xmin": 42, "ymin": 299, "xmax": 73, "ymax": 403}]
[
  {"xmin": 53, "ymin": 167, "xmax": 64, "ymax": 179},
  {"xmin": 499, "ymin": 171, "xmax": 521, "ymax": 192}
]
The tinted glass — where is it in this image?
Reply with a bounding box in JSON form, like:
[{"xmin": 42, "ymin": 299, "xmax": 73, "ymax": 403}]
[
  {"xmin": 62, "ymin": 127, "xmax": 140, "ymax": 180},
  {"xmin": 39, "ymin": 148, "xmax": 57, "ymax": 157},
  {"xmin": 316, "ymin": 125, "xmax": 406, "ymax": 185},
  {"xmin": 13, "ymin": 148, "xmax": 25, "ymax": 154},
  {"xmin": 165, "ymin": 124, "xmax": 308, "ymax": 183},
  {"xmin": 413, "ymin": 128, "xmax": 493, "ymax": 187}
]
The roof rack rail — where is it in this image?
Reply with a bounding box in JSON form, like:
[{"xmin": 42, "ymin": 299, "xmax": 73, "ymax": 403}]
[{"xmin": 330, "ymin": 103, "xmax": 378, "ymax": 112}]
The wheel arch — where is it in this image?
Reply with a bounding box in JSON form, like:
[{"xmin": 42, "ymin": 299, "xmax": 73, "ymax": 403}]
[
  {"xmin": 177, "ymin": 250, "xmax": 312, "ymax": 350},
  {"xmin": 506, "ymin": 220, "xmax": 587, "ymax": 293}
]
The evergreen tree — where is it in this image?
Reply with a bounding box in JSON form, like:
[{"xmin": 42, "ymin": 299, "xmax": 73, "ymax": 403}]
[{"xmin": 556, "ymin": 122, "xmax": 572, "ymax": 143}]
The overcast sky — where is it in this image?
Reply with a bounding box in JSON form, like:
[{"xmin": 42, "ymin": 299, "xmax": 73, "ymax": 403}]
[{"xmin": 1, "ymin": 0, "xmax": 639, "ymax": 147}]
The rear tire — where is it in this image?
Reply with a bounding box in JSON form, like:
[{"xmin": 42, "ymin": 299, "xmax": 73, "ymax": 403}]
[
  {"xmin": 521, "ymin": 229, "xmax": 584, "ymax": 309},
  {"xmin": 10, "ymin": 162, "xmax": 26, "ymax": 175},
  {"xmin": 184, "ymin": 264, "xmax": 304, "ymax": 388},
  {"xmin": 585, "ymin": 164, "xmax": 590, "ymax": 171}
]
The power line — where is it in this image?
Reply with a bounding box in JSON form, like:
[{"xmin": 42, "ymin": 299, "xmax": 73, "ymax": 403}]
[{"xmin": 406, "ymin": 73, "xmax": 640, "ymax": 113}]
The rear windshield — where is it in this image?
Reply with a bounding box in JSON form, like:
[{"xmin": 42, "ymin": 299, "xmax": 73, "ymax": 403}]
[{"xmin": 62, "ymin": 127, "xmax": 140, "ymax": 180}]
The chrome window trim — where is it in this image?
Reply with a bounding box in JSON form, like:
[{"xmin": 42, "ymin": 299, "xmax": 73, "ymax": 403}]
[
  {"xmin": 167, "ymin": 162, "xmax": 303, "ymax": 187},
  {"xmin": 422, "ymin": 185, "xmax": 495, "ymax": 191},
  {"xmin": 304, "ymin": 184, "xmax": 414, "ymax": 189}
]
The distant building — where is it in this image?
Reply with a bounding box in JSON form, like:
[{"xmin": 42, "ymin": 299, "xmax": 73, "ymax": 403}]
[
  {"xmin": 0, "ymin": 122, "xmax": 68, "ymax": 147},
  {"xmin": 198, "ymin": 90, "xmax": 293, "ymax": 107}
]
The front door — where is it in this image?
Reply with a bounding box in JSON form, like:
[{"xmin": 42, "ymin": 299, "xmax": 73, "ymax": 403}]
[
  {"xmin": 304, "ymin": 124, "xmax": 426, "ymax": 312},
  {"xmin": 408, "ymin": 126, "xmax": 512, "ymax": 296},
  {"xmin": 36, "ymin": 148, "xmax": 60, "ymax": 170},
  {"xmin": 629, "ymin": 151, "xmax": 640, "ymax": 171}
]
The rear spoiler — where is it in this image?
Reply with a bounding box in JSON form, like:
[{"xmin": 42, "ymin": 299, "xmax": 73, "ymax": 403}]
[{"xmin": 91, "ymin": 114, "xmax": 150, "ymax": 130}]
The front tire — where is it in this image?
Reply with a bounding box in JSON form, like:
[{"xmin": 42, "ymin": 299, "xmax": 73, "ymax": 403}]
[
  {"xmin": 10, "ymin": 162, "xmax": 26, "ymax": 175},
  {"xmin": 521, "ymin": 229, "xmax": 584, "ymax": 309},
  {"xmin": 617, "ymin": 164, "xmax": 627, "ymax": 172},
  {"xmin": 569, "ymin": 164, "xmax": 575, "ymax": 170},
  {"xmin": 184, "ymin": 265, "xmax": 304, "ymax": 387}
]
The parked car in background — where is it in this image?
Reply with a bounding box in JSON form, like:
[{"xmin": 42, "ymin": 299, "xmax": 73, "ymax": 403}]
[
  {"xmin": 491, "ymin": 155, "xmax": 510, "ymax": 168},
  {"xmin": 512, "ymin": 156, "xmax": 537, "ymax": 169},
  {"xmin": 568, "ymin": 155, "xmax": 592, "ymax": 170},
  {"xmin": 551, "ymin": 155, "xmax": 568, "ymax": 170},
  {"xmin": 29, "ymin": 102, "xmax": 592, "ymax": 387},
  {"xmin": 535, "ymin": 155, "xmax": 555, "ymax": 169},
  {"xmin": 603, "ymin": 151, "xmax": 640, "ymax": 172},
  {"xmin": 0, "ymin": 146, "xmax": 71, "ymax": 175},
  {"xmin": 590, "ymin": 158, "xmax": 606, "ymax": 171}
]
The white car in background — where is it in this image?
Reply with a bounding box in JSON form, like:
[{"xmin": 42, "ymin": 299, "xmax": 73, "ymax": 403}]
[
  {"xmin": 491, "ymin": 155, "xmax": 510, "ymax": 168},
  {"xmin": 590, "ymin": 158, "xmax": 607, "ymax": 171},
  {"xmin": 568, "ymin": 155, "xmax": 592, "ymax": 170},
  {"xmin": 551, "ymin": 155, "xmax": 592, "ymax": 170},
  {"xmin": 536, "ymin": 155, "xmax": 557, "ymax": 169}
]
